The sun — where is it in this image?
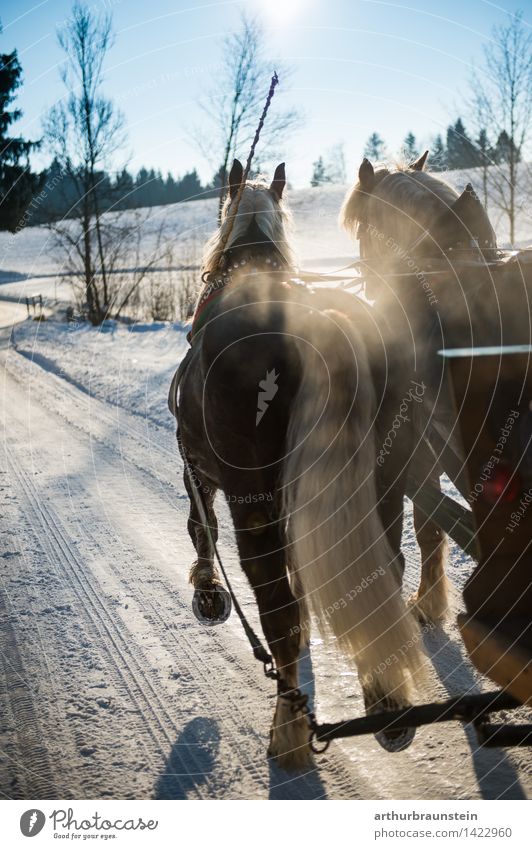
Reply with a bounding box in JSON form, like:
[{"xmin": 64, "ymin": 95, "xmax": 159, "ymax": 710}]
[{"xmin": 255, "ymin": 0, "xmax": 307, "ymax": 27}]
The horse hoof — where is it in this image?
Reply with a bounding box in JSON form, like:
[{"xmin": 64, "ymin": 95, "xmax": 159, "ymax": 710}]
[
  {"xmin": 374, "ymin": 726, "xmax": 416, "ymax": 753},
  {"xmin": 268, "ymin": 724, "xmax": 313, "ymax": 771},
  {"xmin": 268, "ymin": 697, "xmax": 314, "ymax": 771},
  {"xmin": 364, "ymin": 690, "xmax": 416, "ymax": 753},
  {"xmin": 407, "ymin": 593, "xmax": 431, "ymax": 625},
  {"xmin": 192, "ymin": 583, "xmax": 231, "ymax": 626},
  {"xmin": 408, "ymin": 591, "xmax": 447, "ymax": 626}
]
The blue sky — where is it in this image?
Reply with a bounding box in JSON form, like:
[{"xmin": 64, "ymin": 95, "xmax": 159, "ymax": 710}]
[{"xmin": 1, "ymin": 0, "xmax": 530, "ymax": 187}]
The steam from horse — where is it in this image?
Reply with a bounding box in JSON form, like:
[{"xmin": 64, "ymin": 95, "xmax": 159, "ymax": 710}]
[{"xmin": 338, "ymin": 152, "xmax": 507, "ymax": 627}]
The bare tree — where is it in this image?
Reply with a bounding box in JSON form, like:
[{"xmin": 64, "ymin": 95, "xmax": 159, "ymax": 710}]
[
  {"xmin": 468, "ymin": 10, "xmax": 532, "ymax": 243},
  {"xmin": 43, "ymin": 2, "xmax": 126, "ymax": 323},
  {"xmin": 192, "ymin": 11, "xmax": 301, "ymax": 218},
  {"xmin": 100, "ymin": 210, "xmax": 171, "ymax": 319},
  {"xmin": 53, "ymin": 206, "xmax": 171, "ymax": 321}
]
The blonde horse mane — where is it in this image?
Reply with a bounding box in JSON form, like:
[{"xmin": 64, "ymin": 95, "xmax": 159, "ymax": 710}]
[
  {"xmin": 202, "ymin": 179, "xmax": 296, "ymax": 275},
  {"xmin": 340, "ymin": 162, "xmax": 458, "ymax": 251}
]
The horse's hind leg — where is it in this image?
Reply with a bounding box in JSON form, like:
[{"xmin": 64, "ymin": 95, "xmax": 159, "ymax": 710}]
[
  {"xmin": 229, "ymin": 502, "xmax": 311, "ymax": 770},
  {"xmin": 411, "ymin": 501, "xmax": 449, "ymax": 623},
  {"xmin": 410, "ymin": 458, "xmax": 450, "ymax": 624}
]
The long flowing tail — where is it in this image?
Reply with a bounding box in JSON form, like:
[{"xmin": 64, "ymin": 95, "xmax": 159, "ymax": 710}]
[{"xmin": 282, "ymin": 307, "xmax": 424, "ymax": 705}]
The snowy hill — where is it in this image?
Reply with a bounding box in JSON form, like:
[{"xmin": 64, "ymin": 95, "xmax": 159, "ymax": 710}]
[{"xmin": 0, "ymin": 164, "xmax": 530, "ymax": 311}]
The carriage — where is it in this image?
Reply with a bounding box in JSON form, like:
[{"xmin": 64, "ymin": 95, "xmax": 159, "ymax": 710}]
[{"xmin": 170, "ymin": 147, "xmax": 532, "ymax": 769}]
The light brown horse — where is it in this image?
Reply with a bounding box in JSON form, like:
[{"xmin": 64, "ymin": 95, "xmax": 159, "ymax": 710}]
[{"xmin": 340, "ymin": 152, "xmax": 497, "ymax": 625}]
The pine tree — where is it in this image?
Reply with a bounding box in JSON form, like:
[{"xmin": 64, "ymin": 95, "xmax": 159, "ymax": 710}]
[
  {"xmin": 466, "ymin": 10, "xmax": 532, "ymax": 243},
  {"xmin": 364, "ymin": 132, "xmax": 386, "ymax": 160},
  {"xmin": 165, "ymin": 172, "xmax": 177, "ymax": 204},
  {"xmin": 446, "ymin": 118, "xmax": 477, "ymax": 169},
  {"xmin": 324, "ymin": 143, "xmax": 346, "ymax": 184},
  {"xmin": 493, "ymin": 130, "xmax": 520, "ymax": 165},
  {"xmin": 179, "ymin": 170, "xmax": 202, "ymax": 201},
  {"xmin": 43, "ymin": 4, "xmax": 129, "ymax": 323},
  {"xmin": 431, "ymin": 134, "xmax": 447, "ymax": 171},
  {"xmin": 115, "ymin": 168, "xmax": 134, "ymax": 208},
  {"xmin": 475, "ymin": 129, "xmax": 491, "ymax": 165},
  {"xmin": 402, "ymin": 132, "xmax": 419, "ymax": 162},
  {"xmin": 0, "ymin": 40, "xmax": 41, "ymax": 231}
]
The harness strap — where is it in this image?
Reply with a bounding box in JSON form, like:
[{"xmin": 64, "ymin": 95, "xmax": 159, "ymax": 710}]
[{"xmin": 191, "ymin": 286, "xmax": 227, "ymax": 337}]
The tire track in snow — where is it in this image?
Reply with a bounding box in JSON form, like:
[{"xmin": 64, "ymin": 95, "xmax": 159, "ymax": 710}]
[
  {"xmin": 0, "ymin": 587, "xmax": 58, "ymax": 799},
  {"xmin": 5, "ymin": 448, "xmax": 237, "ymax": 798}
]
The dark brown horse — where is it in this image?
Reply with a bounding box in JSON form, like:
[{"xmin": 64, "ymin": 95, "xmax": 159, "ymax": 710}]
[
  {"xmin": 171, "ymin": 160, "xmax": 424, "ymax": 769},
  {"xmin": 340, "ymin": 152, "xmax": 499, "ymax": 624}
]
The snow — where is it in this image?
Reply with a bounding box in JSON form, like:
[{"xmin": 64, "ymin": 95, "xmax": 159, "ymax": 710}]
[{"xmin": 1, "ymin": 171, "xmax": 532, "ymax": 800}]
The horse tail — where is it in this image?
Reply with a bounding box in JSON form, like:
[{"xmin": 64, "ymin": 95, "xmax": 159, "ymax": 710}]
[{"xmin": 282, "ymin": 308, "xmax": 424, "ymax": 703}]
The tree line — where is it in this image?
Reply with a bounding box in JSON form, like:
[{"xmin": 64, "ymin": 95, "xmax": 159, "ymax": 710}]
[
  {"xmin": 311, "ymin": 120, "xmax": 522, "ymax": 187},
  {"xmin": 360, "ymin": 120, "xmax": 520, "ymax": 172},
  {"xmin": 22, "ymin": 161, "xmax": 214, "ymax": 227}
]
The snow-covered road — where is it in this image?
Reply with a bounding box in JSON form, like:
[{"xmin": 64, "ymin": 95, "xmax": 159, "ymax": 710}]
[
  {"xmin": 1, "ymin": 309, "xmax": 531, "ymax": 799},
  {"xmin": 0, "ymin": 316, "xmax": 360, "ymax": 799}
]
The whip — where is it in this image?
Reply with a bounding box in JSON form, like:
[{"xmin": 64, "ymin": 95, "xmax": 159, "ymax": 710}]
[{"xmin": 216, "ymin": 72, "xmax": 279, "ymax": 266}]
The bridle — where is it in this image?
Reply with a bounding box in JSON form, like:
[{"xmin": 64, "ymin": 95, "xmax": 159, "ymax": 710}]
[
  {"xmin": 357, "ymin": 187, "xmax": 499, "ymax": 271},
  {"xmin": 192, "ymin": 238, "xmax": 295, "ymax": 337},
  {"xmin": 404, "ymin": 225, "xmax": 499, "ymax": 263}
]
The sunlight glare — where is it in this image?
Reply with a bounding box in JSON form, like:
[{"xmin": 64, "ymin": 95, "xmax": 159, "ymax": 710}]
[{"xmin": 256, "ymin": 0, "xmax": 307, "ymax": 27}]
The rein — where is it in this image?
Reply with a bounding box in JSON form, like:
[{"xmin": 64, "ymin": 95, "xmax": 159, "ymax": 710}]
[{"xmin": 191, "ymin": 247, "xmax": 518, "ymax": 337}]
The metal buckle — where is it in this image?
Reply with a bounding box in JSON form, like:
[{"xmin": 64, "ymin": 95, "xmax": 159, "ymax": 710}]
[{"xmin": 309, "ymin": 730, "xmax": 331, "ymax": 754}]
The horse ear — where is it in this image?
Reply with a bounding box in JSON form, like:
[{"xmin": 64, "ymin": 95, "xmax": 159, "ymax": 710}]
[
  {"xmin": 464, "ymin": 183, "xmax": 480, "ymax": 201},
  {"xmin": 270, "ymin": 162, "xmax": 286, "ymax": 199},
  {"xmin": 451, "ymin": 184, "xmax": 496, "ymax": 247},
  {"xmin": 228, "ymin": 159, "xmax": 244, "ymax": 199},
  {"xmin": 452, "ymin": 183, "xmax": 482, "ymax": 212},
  {"xmin": 411, "ymin": 150, "xmax": 429, "ymax": 171},
  {"xmin": 358, "ymin": 158, "xmax": 375, "ymax": 193}
]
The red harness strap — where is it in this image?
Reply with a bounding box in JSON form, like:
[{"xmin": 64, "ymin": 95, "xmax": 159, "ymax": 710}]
[{"xmin": 191, "ymin": 275, "xmax": 230, "ymax": 338}]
